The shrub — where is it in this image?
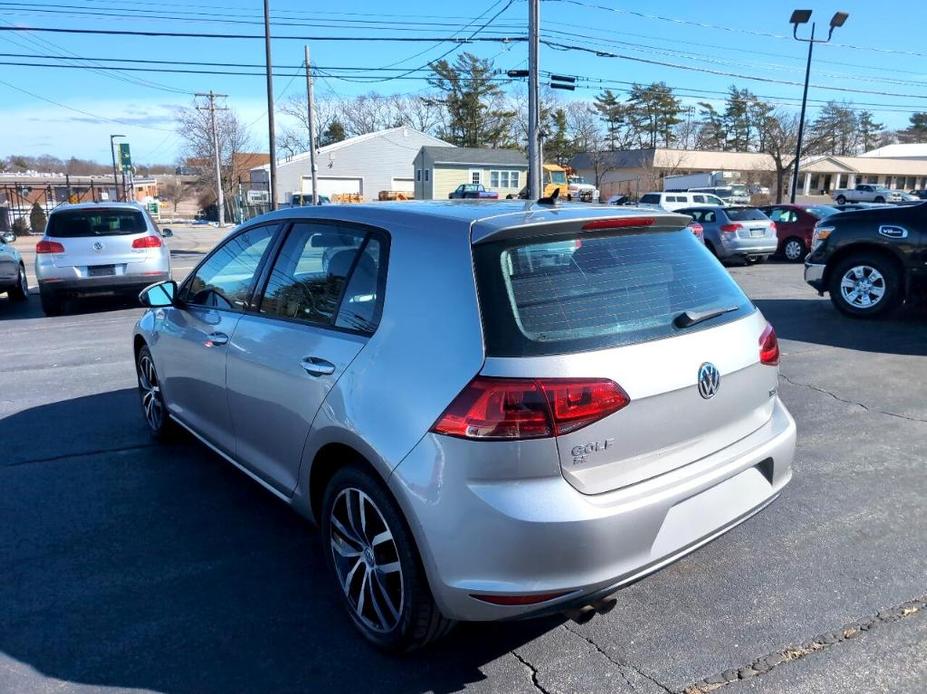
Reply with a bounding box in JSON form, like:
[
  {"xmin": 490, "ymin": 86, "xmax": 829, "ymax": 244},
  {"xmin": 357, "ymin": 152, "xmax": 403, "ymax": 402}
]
[{"xmin": 29, "ymin": 202, "xmax": 47, "ymax": 235}]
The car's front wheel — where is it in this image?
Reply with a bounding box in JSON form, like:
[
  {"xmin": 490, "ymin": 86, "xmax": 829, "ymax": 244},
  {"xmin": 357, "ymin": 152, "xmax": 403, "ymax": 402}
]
[
  {"xmin": 782, "ymin": 237, "xmax": 806, "ymax": 262},
  {"xmin": 836, "ymin": 195, "xmax": 847, "ymax": 205},
  {"xmin": 9, "ymin": 263, "xmax": 28, "ymax": 301},
  {"xmin": 321, "ymin": 465, "xmax": 453, "ymax": 652},
  {"xmin": 828, "ymin": 254, "xmax": 900, "ymax": 318},
  {"xmin": 136, "ymin": 345, "xmax": 176, "ymax": 439}
]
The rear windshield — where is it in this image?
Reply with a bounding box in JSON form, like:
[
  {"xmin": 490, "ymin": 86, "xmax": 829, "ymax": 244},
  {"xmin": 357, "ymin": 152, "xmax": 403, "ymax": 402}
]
[
  {"xmin": 639, "ymin": 193, "xmax": 660, "ymax": 204},
  {"xmin": 474, "ymin": 229, "xmax": 754, "ymax": 357},
  {"xmin": 725, "ymin": 207, "xmax": 768, "ymax": 221},
  {"xmin": 47, "ymin": 208, "xmax": 147, "ymax": 237},
  {"xmin": 805, "ymin": 205, "xmax": 837, "ymax": 219}
]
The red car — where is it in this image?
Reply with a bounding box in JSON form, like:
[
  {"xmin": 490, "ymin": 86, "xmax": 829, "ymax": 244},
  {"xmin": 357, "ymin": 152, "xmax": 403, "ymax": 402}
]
[{"xmin": 760, "ymin": 204, "xmax": 839, "ymax": 262}]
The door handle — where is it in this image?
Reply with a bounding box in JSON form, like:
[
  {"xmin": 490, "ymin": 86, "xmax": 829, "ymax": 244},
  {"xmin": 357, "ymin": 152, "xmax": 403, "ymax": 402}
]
[
  {"xmin": 205, "ymin": 331, "xmax": 229, "ymax": 347},
  {"xmin": 300, "ymin": 356, "xmax": 336, "ymax": 377}
]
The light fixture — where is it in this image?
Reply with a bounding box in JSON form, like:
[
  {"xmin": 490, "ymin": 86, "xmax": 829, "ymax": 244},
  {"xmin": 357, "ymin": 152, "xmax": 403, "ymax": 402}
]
[
  {"xmin": 830, "ymin": 11, "xmax": 849, "ymax": 28},
  {"xmin": 790, "ymin": 9, "xmax": 812, "ymax": 24}
]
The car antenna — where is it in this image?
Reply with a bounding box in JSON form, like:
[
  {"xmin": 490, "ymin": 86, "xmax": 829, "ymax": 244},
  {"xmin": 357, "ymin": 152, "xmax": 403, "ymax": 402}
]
[{"xmin": 537, "ymin": 188, "xmax": 560, "ymax": 206}]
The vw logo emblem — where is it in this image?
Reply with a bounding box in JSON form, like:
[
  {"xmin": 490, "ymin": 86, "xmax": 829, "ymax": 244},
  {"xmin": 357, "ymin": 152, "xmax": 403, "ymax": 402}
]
[
  {"xmin": 697, "ymin": 362, "xmax": 721, "ymax": 399},
  {"xmin": 92, "ymin": 241, "xmax": 104, "ymax": 251}
]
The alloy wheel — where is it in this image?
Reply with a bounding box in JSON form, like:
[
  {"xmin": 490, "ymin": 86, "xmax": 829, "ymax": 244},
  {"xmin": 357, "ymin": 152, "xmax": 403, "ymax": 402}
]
[
  {"xmin": 784, "ymin": 239, "xmax": 804, "ymax": 261},
  {"xmin": 138, "ymin": 354, "xmax": 164, "ymax": 431},
  {"xmin": 329, "ymin": 487, "xmax": 404, "ymax": 633},
  {"xmin": 18, "ymin": 266, "xmax": 27, "ymax": 295},
  {"xmin": 839, "ymin": 265, "xmax": 885, "ymax": 309}
]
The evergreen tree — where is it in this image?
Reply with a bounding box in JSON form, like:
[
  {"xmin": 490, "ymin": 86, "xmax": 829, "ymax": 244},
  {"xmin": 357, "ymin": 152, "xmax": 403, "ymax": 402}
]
[
  {"xmin": 722, "ymin": 87, "xmax": 756, "ymax": 151},
  {"xmin": 696, "ymin": 103, "xmax": 726, "ymax": 150},
  {"xmin": 320, "ymin": 119, "xmax": 346, "ymax": 147},
  {"xmin": 898, "ymin": 112, "xmax": 927, "ymax": 143},
  {"xmin": 857, "ymin": 111, "xmax": 884, "ymax": 153},
  {"xmin": 592, "ymin": 89, "xmax": 627, "ymax": 150},
  {"xmin": 546, "ymin": 108, "xmax": 574, "ymax": 164},
  {"xmin": 627, "ymin": 82, "xmax": 682, "ymax": 148}
]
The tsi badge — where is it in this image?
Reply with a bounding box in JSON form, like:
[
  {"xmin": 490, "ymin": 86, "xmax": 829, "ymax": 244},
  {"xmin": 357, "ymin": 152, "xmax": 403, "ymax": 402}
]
[
  {"xmin": 571, "ymin": 438, "xmax": 615, "ymax": 466},
  {"xmin": 698, "ymin": 362, "xmax": 721, "ymax": 399}
]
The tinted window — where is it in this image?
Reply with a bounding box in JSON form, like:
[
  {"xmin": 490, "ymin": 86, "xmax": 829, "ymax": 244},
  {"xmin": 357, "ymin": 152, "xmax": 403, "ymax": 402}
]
[
  {"xmin": 707, "ymin": 196, "xmax": 725, "ymax": 206},
  {"xmin": 474, "ymin": 229, "xmax": 753, "ymax": 357},
  {"xmin": 693, "ymin": 195, "xmax": 706, "ymax": 203},
  {"xmin": 182, "ymin": 225, "xmax": 278, "ymax": 310},
  {"xmin": 703, "ymin": 210, "xmax": 716, "ymax": 223},
  {"xmin": 47, "ymin": 208, "xmax": 146, "ymax": 237},
  {"xmin": 725, "ymin": 207, "xmax": 768, "ymax": 222},
  {"xmin": 335, "ymin": 237, "xmax": 386, "ymax": 333},
  {"xmin": 639, "ymin": 194, "xmax": 660, "ymax": 204}
]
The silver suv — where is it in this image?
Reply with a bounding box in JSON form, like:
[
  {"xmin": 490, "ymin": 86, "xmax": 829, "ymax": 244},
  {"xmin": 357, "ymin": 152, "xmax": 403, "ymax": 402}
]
[
  {"xmin": 35, "ymin": 202, "xmax": 172, "ymax": 315},
  {"xmin": 133, "ymin": 202, "xmax": 796, "ymax": 652}
]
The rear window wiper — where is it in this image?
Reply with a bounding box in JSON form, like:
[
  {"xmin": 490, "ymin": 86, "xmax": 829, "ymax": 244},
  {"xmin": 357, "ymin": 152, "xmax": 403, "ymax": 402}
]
[{"xmin": 673, "ymin": 305, "xmax": 739, "ymax": 329}]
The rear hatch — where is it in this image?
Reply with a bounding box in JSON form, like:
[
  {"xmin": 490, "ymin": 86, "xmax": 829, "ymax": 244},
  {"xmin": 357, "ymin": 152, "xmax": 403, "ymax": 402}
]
[
  {"xmin": 472, "ymin": 216, "xmax": 778, "ymax": 495},
  {"xmin": 726, "ymin": 207, "xmax": 776, "ymax": 240},
  {"xmin": 46, "ymin": 207, "xmax": 156, "ymax": 269}
]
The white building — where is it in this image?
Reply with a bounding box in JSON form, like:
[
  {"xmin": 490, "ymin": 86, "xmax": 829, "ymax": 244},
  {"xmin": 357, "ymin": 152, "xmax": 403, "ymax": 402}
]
[{"xmin": 251, "ymin": 127, "xmax": 453, "ymax": 204}]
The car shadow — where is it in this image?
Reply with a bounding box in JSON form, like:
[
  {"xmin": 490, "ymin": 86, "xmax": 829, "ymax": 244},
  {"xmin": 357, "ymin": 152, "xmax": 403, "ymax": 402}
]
[
  {"xmin": 0, "ymin": 389, "xmax": 558, "ymax": 693},
  {"xmin": 0, "ymin": 292, "xmax": 143, "ymax": 321},
  {"xmin": 754, "ymin": 297, "xmax": 927, "ymax": 356}
]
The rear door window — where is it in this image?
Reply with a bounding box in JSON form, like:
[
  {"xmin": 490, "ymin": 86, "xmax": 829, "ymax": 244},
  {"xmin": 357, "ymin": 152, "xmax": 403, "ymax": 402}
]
[
  {"xmin": 474, "ymin": 228, "xmax": 754, "ymax": 357},
  {"xmin": 639, "ymin": 194, "xmax": 660, "ymax": 204},
  {"xmin": 47, "ymin": 208, "xmax": 146, "ymax": 237}
]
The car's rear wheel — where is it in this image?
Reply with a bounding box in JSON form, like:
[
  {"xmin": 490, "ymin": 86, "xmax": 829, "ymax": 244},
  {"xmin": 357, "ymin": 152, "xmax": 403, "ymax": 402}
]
[
  {"xmin": 321, "ymin": 465, "xmax": 453, "ymax": 652},
  {"xmin": 836, "ymin": 195, "xmax": 847, "ymax": 205},
  {"xmin": 40, "ymin": 290, "xmax": 62, "ymax": 316},
  {"xmin": 136, "ymin": 345, "xmax": 176, "ymax": 439},
  {"xmin": 782, "ymin": 237, "xmax": 806, "ymax": 262},
  {"xmin": 874, "ymin": 196, "xmax": 885, "ymax": 203},
  {"xmin": 828, "ymin": 255, "xmax": 900, "ymax": 318},
  {"xmin": 9, "ymin": 264, "xmax": 28, "ymax": 301}
]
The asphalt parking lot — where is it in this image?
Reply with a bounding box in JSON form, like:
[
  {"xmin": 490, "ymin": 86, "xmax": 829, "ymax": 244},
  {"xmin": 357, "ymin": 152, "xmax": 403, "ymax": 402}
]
[{"xmin": 1, "ymin": 227, "xmax": 925, "ymax": 693}]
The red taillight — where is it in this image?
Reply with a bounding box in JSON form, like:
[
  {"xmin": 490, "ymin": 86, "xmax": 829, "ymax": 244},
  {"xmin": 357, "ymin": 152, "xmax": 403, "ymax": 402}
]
[
  {"xmin": 36, "ymin": 240, "xmax": 65, "ymax": 254},
  {"xmin": 132, "ymin": 235, "xmax": 163, "ymax": 248},
  {"xmin": 769, "ymin": 222, "xmax": 777, "ymax": 233},
  {"xmin": 759, "ymin": 323, "xmax": 780, "ymax": 366},
  {"xmin": 687, "ymin": 221, "xmax": 704, "ymax": 238},
  {"xmin": 720, "ymin": 223, "xmax": 742, "ymax": 233},
  {"xmin": 471, "ymin": 591, "xmax": 571, "ymax": 606},
  {"xmin": 431, "ymin": 376, "xmax": 630, "ymax": 440},
  {"xmin": 582, "ymin": 217, "xmax": 654, "ymax": 230}
]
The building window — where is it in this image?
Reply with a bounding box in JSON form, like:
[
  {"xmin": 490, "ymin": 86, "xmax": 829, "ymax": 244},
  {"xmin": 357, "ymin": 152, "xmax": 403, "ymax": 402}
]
[
  {"xmin": 490, "ymin": 171, "xmax": 499, "ymax": 188},
  {"xmin": 416, "ymin": 169, "xmax": 422, "ymax": 182},
  {"xmin": 471, "ymin": 170, "xmax": 482, "ymax": 185},
  {"xmin": 489, "ymin": 170, "xmax": 519, "ymax": 188},
  {"xmin": 511, "ymin": 171, "xmax": 520, "ymax": 188},
  {"xmin": 424, "ymin": 169, "xmax": 430, "ymax": 182}
]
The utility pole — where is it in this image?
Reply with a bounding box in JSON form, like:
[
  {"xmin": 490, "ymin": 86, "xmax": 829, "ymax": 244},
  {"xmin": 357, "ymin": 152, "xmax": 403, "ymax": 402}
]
[
  {"xmin": 196, "ymin": 91, "xmax": 228, "ymax": 226},
  {"xmin": 263, "ymin": 0, "xmax": 278, "ymax": 210},
  {"xmin": 305, "ymin": 45, "xmax": 319, "ymax": 206},
  {"xmin": 109, "ymin": 134, "xmax": 124, "ymax": 201},
  {"xmin": 527, "ymin": 0, "xmax": 541, "ymax": 200}
]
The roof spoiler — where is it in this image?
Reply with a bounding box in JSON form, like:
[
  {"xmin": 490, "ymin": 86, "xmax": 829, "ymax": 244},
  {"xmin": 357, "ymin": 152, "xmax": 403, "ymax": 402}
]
[{"xmin": 472, "ymin": 212, "xmax": 692, "ymax": 244}]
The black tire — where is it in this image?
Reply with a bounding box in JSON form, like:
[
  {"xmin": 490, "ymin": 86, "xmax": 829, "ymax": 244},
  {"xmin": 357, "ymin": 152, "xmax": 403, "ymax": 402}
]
[
  {"xmin": 321, "ymin": 465, "xmax": 454, "ymax": 653},
  {"xmin": 874, "ymin": 196, "xmax": 885, "ymax": 203},
  {"xmin": 9, "ymin": 263, "xmax": 28, "ymax": 301},
  {"xmin": 836, "ymin": 195, "xmax": 847, "ymax": 205},
  {"xmin": 748, "ymin": 255, "xmax": 769, "ymax": 264},
  {"xmin": 828, "ymin": 254, "xmax": 901, "ymax": 318},
  {"xmin": 136, "ymin": 345, "xmax": 177, "ymax": 440},
  {"xmin": 40, "ymin": 290, "xmax": 62, "ymax": 316},
  {"xmin": 705, "ymin": 241, "xmax": 719, "ymax": 258},
  {"xmin": 781, "ymin": 237, "xmax": 806, "ymax": 263}
]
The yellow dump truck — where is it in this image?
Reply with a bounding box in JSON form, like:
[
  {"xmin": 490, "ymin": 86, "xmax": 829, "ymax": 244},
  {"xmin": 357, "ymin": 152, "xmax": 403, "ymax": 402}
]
[{"xmin": 542, "ymin": 164, "xmax": 570, "ymax": 199}]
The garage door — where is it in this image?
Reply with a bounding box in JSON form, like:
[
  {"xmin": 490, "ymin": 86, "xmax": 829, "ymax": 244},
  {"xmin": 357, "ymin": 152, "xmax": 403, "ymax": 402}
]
[
  {"xmin": 391, "ymin": 177, "xmax": 414, "ymax": 193},
  {"xmin": 317, "ymin": 177, "xmax": 362, "ymax": 197}
]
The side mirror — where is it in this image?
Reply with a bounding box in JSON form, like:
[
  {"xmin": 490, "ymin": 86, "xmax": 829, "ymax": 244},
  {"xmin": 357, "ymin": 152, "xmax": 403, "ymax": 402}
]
[
  {"xmin": 0, "ymin": 231, "xmax": 14, "ymax": 244},
  {"xmin": 139, "ymin": 280, "xmax": 177, "ymax": 308},
  {"xmin": 161, "ymin": 228, "xmax": 174, "ymax": 238}
]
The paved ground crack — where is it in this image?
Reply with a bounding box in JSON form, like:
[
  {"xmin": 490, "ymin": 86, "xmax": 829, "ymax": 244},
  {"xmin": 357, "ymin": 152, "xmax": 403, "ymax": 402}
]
[
  {"xmin": 684, "ymin": 594, "xmax": 927, "ymax": 692},
  {"xmin": 780, "ymin": 373, "xmax": 927, "ymax": 423},
  {"xmin": 511, "ymin": 650, "xmax": 551, "ymax": 694},
  {"xmin": 2, "ymin": 442, "xmax": 162, "ymax": 468},
  {"xmin": 562, "ymin": 623, "xmax": 673, "ymax": 693}
]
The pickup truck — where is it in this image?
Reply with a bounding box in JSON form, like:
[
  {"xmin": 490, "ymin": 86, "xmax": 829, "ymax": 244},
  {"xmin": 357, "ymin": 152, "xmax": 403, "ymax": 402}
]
[
  {"xmin": 804, "ymin": 202, "xmax": 926, "ymax": 317},
  {"xmin": 831, "ymin": 184, "xmax": 899, "ymax": 205},
  {"xmin": 448, "ymin": 184, "xmax": 498, "ymax": 200}
]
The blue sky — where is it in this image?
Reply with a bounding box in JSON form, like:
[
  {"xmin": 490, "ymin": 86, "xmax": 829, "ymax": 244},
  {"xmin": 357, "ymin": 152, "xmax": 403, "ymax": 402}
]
[{"xmin": 1, "ymin": 0, "xmax": 925, "ymax": 164}]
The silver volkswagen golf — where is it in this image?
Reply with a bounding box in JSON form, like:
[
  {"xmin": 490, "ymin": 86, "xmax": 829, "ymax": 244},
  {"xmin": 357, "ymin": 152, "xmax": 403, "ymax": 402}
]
[{"xmin": 134, "ymin": 202, "xmax": 796, "ymax": 652}]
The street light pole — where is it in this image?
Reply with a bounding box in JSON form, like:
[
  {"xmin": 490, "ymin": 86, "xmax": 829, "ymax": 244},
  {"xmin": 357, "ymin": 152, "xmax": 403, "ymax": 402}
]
[
  {"xmin": 109, "ymin": 134, "xmax": 124, "ymax": 202},
  {"xmin": 789, "ymin": 9, "xmax": 849, "ymax": 203},
  {"xmin": 527, "ymin": 0, "xmax": 541, "ymax": 201}
]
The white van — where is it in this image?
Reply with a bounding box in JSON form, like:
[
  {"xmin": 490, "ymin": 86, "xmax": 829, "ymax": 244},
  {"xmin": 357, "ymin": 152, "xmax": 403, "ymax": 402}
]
[{"xmin": 637, "ymin": 191, "xmax": 727, "ymax": 212}]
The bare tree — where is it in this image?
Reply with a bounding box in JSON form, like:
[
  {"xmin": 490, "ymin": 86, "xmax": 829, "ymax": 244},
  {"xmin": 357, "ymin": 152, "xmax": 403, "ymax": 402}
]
[
  {"xmin": 176, "ymin": 102, "xmax": 252, "ymax": 218},
  {"xmin": 758, "ymin": 108, "xmax": 826, "ymax": 203},
  {"xmin": 564, "ymin": 101, "xmax": 600, "ymax": 152},
  {"xmin": 278, "ymin": 94, "xmax": 340, "ymax": 157},
  {"xmin": 158, "ymin": 176, "xmax": 186, "ymax": 220}
]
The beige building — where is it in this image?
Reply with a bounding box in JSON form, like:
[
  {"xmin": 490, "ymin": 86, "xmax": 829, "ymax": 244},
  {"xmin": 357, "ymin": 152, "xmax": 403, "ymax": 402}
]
[
  {"xmin": 570, "ymin": 147, "xmax": 927, "ymax": 199},
  {"xmin": 414, "ymin": 147, "xmax": 528, "ymax": 199}
]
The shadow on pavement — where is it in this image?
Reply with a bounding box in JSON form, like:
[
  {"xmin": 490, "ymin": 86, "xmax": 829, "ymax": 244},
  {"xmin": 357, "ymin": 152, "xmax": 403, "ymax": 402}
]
[
  {"xmin": 0, "ymin": 293, "xmax": 143, "ymax": 322},
  {"xmin": 0, "ymin": 390, "xmax": 556, "ymax": 694},
  {"xmin": 754, "ymin": 298, "xmax": 927, "ymax": 356}
]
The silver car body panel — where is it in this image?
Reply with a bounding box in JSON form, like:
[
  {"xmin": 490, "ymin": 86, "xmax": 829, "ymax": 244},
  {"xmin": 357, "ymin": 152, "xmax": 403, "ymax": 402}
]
[
  {"xmin": 0, "ymin": 236, "xmax": 23, "ymax": 291},
  {"xmin": 134, "ymin": 201, "xmax": 796, "ymax": 622}
]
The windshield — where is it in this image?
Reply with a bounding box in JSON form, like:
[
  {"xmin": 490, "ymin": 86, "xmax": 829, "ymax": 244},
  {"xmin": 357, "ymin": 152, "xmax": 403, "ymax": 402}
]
[
  {"xmin": 47, "ymin": 208, "xmax": 147, "ymax": 237},
  {"xmin": 731, "ymin": 184, "xmax": 749, "ymax": 197},
  {"xmin": 569, "ymin": 176, "xmax": 586, "ymax": 184},
  {"xmin": 548, "ymin": 171, "xmax": 567, "ymax": 184},
  {"xmin": 474, "ymin": 229, "xmax": 753, "ymax": 357}
]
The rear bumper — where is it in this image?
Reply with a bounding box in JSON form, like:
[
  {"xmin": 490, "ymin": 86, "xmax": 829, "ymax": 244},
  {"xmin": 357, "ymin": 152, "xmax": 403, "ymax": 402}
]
[
  {"xmin": 720, "ymin": 236, "xmax": 778, "ymax": 257},
  {"xmin": 804, "ymin": 262, "xmax": 827, "ymax": 293},
  {"xmin": 38, "ymin": 272, "xmax": 170, "ymax": 296},
  {"xmin": 389, "ymin": 397, "xmax": 796, "ymax": 622}
]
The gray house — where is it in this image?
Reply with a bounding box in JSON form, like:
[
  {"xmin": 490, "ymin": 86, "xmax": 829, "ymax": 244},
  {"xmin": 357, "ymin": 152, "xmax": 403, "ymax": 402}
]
[
  {"xmin": 252, "ymin": 127, "xmax": 453, "ymax": 204},
  {"xmin": 414, "ymin": 146, "xmax": 529, "ymax": 199}
]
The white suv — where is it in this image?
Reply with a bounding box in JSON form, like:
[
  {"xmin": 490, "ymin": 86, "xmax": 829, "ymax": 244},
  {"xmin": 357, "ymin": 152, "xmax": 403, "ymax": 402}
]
[
  {"xmin": 35, "ymin": 202, "xmax": 172, "ymax": 315},
  {"xmin": 638, "ymin": 192, "xmax": 727, "ymax": 211}
]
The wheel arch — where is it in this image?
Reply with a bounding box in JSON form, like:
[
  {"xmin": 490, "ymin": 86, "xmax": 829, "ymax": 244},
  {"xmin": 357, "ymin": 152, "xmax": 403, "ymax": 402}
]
[
  {"xmin": 823, "ymin": 243, "xmax": 907, "ymax": 298},
  {"xmin": 306, "ymin": 440, "xmax": 390, "ymax": 525}
]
